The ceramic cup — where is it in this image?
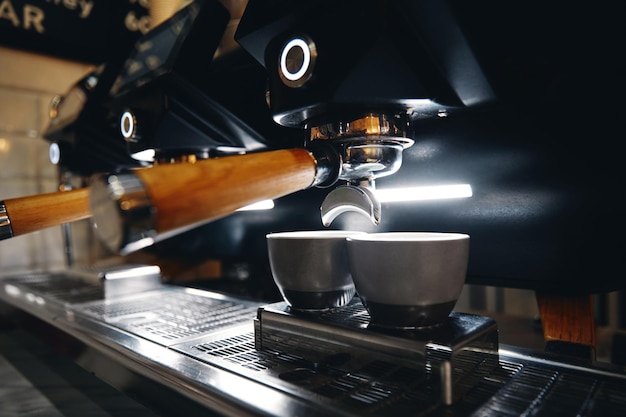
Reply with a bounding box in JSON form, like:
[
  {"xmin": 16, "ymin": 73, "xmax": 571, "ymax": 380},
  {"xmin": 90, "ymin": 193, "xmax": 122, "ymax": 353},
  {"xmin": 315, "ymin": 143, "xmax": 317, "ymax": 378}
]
[
  {"xmin": 267, "ymin": 230, "xmax": 365, "ymax": 310},
  {"xmin": 346, "ymin": 232, "xmax": 470, "ymax": 328}
]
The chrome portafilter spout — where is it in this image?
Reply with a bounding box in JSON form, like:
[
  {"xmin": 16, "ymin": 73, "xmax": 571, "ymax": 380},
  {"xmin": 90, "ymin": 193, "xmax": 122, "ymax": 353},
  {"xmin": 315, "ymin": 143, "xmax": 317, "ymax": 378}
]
[{"xmin": 307, "ymin": 113, "xmax": 414, "ymax": 227}]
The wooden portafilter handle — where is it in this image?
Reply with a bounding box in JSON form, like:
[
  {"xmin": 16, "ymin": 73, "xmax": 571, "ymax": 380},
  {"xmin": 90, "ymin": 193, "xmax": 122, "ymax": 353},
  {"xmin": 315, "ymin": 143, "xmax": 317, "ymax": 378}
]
[
  {"xmin": 88, "ymin": 147, "xmax": 339, "ymax": 254},
  {"xmin": 0, "ymin": 188, "xmax": 91, "ymax": 241}
]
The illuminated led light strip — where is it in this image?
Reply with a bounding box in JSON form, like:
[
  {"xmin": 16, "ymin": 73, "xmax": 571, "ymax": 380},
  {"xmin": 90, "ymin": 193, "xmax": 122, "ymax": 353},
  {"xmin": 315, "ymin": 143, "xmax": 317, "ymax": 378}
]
[
  {"xmin": 237, "ymin": 200, "xmax": 275, "ymax": 211},
  {"xmin": 375, "ymin": 184, "xmax": 473, "ymax": 203},
  {"xmin": 239, "ymin": 184, "xmax": 472, "ymax": 212},
  {"xmin": 130, "ymin": 149, "xmax": 156, "ymax": 162}
]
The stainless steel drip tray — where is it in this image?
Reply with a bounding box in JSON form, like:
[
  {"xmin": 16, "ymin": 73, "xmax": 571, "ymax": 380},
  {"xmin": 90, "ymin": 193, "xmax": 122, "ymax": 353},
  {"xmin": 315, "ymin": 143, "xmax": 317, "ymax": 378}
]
[
  {"xmin": 255, "ymin": 300, "xmax": 498, "ymax": 357},
  {"xmin": 73, "ymin": 287, "xmax": 262, "ymax": 346},
  {"xmin": 3, "ymin": 271, "xmax": 626, "ymax": 416},
  {"xmin": 0, "ymin": 271, "xmax": 262, "ymax": 346},
  {"xmin": 253, "ymin": 300, "xmax": 499, "ymax": 405},
  {"xmin": 1, "ymin": 263, "xmax": 162, "ymax": 305},
  {"xmin": 173, "ymin": 313, "xmax": 626, "ymax": 417}
]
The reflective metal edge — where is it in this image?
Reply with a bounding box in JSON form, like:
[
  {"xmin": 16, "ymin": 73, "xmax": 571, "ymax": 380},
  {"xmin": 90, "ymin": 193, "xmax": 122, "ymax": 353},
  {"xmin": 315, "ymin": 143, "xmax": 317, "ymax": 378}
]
[
  {"xmin": 0, "ymin": 201, "xmax": 14, "ymax": 240},
  {"xmin": 3, "ymin": 276, "xmax": 626, "ymax": 417},
  {"xmin": 0, "ymin": 280, "xmax": 353, "ymax": 417},
  {"xmin": 498, "ymin": 345, "xmax": 626, "ymax": 380},
  {"xmin": 254, "ymin": 301, "xmax": 500, "ymax": 405},
  {"xmin": 89, "ymin": 172, "xmax": 156, "ymax": 254}
]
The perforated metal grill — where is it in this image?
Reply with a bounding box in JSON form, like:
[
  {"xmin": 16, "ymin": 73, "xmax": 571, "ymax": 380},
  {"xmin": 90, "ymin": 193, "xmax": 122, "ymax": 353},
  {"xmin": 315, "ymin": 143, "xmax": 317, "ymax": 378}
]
[
  {"xmin": 4, "ymin": 273, "xmax": 626, "ymax": 416},
  {"xmin": 188, "ymin": 332, "xmax": 626, "ymax": 417},
  {"xmin": 78, "ymin": 291, "xmax": 260, "ymax": 344},
  {"xmin": 3, "ymin": 273, "xmax": 103, "ymax": 304},
  {"xmin": 315, "ymin": 300, "xmax": 371, "ymax": 326},
  {"xmin": 470, "ymin": 365, "xmax": 626, "ymax": 417}
]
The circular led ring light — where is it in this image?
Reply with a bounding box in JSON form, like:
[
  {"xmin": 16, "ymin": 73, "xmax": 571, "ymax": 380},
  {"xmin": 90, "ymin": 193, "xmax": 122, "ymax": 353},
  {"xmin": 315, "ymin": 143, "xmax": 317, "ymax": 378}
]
[
  {"xmin": 120, "ymin": 110, "xmax": 137, "ymax": 141},
  {"xmin": 49, "ymin": 143, "xmax": 61, "ymax": 165},
  {"xmin": 279, "ymin": 36, "xmax": 316, "ymax": 88}
]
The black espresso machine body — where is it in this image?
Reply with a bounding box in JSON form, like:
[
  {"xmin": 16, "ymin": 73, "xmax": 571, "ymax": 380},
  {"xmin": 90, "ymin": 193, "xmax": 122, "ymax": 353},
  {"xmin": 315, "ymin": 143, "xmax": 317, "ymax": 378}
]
[
  {"xmin": 37, "ymin": 0, "xmax": 624, "ymax": 294},
  {"xmin": 120, "ymin": 0, "xmax": 624, "ymax": 295}
]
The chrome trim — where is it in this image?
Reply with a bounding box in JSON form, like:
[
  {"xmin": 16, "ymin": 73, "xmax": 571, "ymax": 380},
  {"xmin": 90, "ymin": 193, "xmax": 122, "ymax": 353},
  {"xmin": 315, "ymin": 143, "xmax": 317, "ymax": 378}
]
[
  {"xmin": 306, "ymin": 141, "xmax": 341, "ymax": 188},
  {"xmin": 308, "ymin": 113, "xmax": 413, "ymax": 224},
  {"xmin": 0, "ymin": 275, "xmax": 319, "ymax": 417},
  {"xmin": 320, "ymin": 185, "xmax": 381, "ymax": 226},
  {"xmin": 89, "ymin": 172, "xmax": 156, "ymax": 254},
  {"xmin": 498, "ymin": 346, "xmax": 626, "ymax": 380},
  {"xmin": 0, "ymin": 201, "xmax": 13, "ymax": 241},
  {"xmin": 308, "ymin": 113, "xmax": 414, "ymax": 148},
  {"xmin": 308, "ymin": 113, "xmax": 412, "ymax": 183}
]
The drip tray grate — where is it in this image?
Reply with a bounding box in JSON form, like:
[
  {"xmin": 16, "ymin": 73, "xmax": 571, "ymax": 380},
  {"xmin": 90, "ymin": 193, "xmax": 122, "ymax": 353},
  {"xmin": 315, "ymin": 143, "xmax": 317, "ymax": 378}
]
[
  {"xmin": 254, "ymin": 300, "xmax": 500, "ymax": 404},
  {"xmin": 182, "ymin": 331, "xmax": 626, "ymax": 417},
  {"xmin": 4, "ymin": 271, "xmax": 626, "ymax": 416},
  {"xmin": 182, "ymin": 332, "xmax": 516, "ymax": 416},
  {"xmin": 2, "ymin": 273, "xmax": 104, "ymax": 304},
  {"xmin": 76, "ymin": 290, "xmax": 261, "ymax": 345}
]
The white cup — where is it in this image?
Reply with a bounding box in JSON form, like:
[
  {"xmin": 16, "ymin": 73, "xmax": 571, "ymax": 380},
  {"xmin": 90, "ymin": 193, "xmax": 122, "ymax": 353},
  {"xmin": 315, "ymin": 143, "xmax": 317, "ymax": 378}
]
[{"xmin": 346, "ymin": 232, "xmax": 470, "ymax": 328}]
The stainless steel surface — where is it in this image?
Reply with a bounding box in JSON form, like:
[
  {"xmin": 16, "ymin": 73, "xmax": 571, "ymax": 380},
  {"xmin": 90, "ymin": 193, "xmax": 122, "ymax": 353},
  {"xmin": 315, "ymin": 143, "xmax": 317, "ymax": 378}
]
[
  {"xmin": 320, "ymin": 185, "xmax": 381, "ymax": 226},
  {"xmin": 307, "ymin": 113, "xmax": 413, "ymax": 225},
  {"xmin": 0, "ymin": 327, "xmax": 162, "ymax": 417},
  {"xmin": 309, "ymin": 113, "xmax": 413, "ymax": 144},
  {"xmin": 0, "ymin": 202, "xmax": 13, "ymax": 241},
  {"xmin": 2, "ymin": 270, "xmax": 626, "ymax": 416},
  {"xmin": 68, "ymin": 263, "xmax": 162, "ymax": 298},
  {"xmin": 1, "ymin": 271, "xmax": 259, "ymax": 346},
  {"xmin": 254, "ymin": 300, "xmax": 499, "ymax": 405},
  {"xmin": 89, "ymin": 172, "xmax": 156, "ymax": 254},
  {"xmin": 341, "ymin": 142, "xmax": 404, "ymax": 182},
  {"xmin": 308, "ymin": 114, "xmax": 413, "ymax": 181},
  {"xmin": 308, "ymin": 144, "xmax": 341, "ymax": 188},
  {"xmin": 58, "ymin": 169, "xmax": 76, "ymax": 267}
]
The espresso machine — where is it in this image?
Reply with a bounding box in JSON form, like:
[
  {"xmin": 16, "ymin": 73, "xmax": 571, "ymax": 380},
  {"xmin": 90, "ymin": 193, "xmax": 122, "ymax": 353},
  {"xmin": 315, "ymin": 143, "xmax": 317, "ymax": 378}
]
[{"xmin": 1, "ymin": 0, "xmax": 625, "ymax": 416}]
